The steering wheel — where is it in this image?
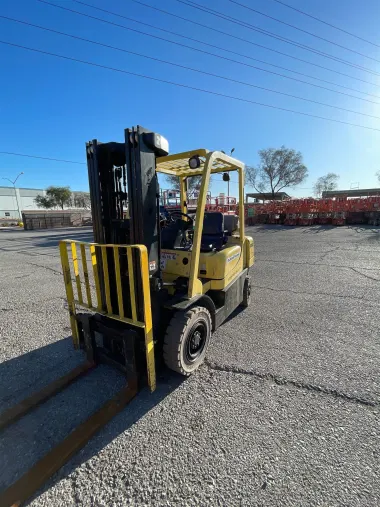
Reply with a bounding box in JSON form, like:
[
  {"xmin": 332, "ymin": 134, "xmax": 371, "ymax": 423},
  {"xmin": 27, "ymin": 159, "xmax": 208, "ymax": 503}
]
[{"xmin": 168, "ymin": 210, "xmax": 194, "ymax": 224}]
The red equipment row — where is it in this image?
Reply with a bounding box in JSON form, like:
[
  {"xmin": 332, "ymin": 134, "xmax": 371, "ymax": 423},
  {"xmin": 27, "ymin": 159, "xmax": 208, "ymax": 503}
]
[{"xmin": 245, "ymin": 197, "xmax": 380, "ymax": 226}]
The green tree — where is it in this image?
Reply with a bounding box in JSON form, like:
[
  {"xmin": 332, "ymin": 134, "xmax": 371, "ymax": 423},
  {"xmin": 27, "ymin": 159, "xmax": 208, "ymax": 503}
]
[
  {"xmin": 246, "ymin": 146, "xmax": 308, "ymax": 199},
  {"xmin": 34, "ymin": 195, "xmax": 54, "ymax": 209},
  {"xmin": 35, "ymin": 186, "xmax": 72, "ymax": 210},
  {"xmin": 313, "ymin": 173, "xmax": 340, "ymax": 197}
]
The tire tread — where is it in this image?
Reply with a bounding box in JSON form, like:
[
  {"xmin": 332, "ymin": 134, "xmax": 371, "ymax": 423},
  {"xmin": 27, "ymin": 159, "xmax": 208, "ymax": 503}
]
[{"xmin": 163, "ymin": 307, "xmax": 211, "ymax": 376}]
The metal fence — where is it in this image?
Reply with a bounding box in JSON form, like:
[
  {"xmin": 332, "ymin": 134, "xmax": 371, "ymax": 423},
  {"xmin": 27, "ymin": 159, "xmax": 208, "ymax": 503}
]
[{"xmin": 22, "ymin": 212, "xmax": 91, "ymax": 230}]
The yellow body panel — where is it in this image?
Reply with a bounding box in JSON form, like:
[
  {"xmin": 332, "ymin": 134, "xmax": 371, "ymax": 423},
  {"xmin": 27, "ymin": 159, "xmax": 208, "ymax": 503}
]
[
  {"xmin": 161, "ymin": 245, "xmax": 240, "ymax": 278},
  {"xmin": 161, "ymin": 243, "xmax": 247, "ymax": 291}
]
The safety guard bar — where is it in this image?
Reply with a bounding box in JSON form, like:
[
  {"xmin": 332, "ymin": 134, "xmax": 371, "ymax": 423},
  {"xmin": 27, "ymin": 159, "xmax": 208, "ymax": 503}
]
[{"xmin": 59, "ymin": 240, "xmax": 156, "ymax": 392}]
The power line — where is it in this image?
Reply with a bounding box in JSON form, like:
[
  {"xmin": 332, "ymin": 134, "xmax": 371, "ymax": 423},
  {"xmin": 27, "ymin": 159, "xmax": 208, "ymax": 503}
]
[
  {"xmin": 271, "ymin": 0, "xmax": 380, "ymax": 49},
  {"xmin": 34, "ymin": 2, "xmax": 380, "ymax": 105},
  {"xmin": 179, "ymin": 0, "xmax": 380, "ymax": 72},
  {"xmin": 2, "ymin": 39, "xmax": 380, "ymax": 132},
  {"xmin": 173, "ymin": 0, "xmax": 380, "ymax": 76},
  {"xmin": 0, "ymin": 151, "xmax": 86, "ymax": 164},
  {"xmin": 228, "ymin": 0, "xmax": 379, "ymax": 62},
  {"xmin": 128, "ymin": 0, "xmax": 380, "ymax": 87},
  {"xmin": 72, "ymin": 0, "xmax": 380, "ymax": 100},
  {"xmin": 4, "ymin": 15, "xmax": 380, "ymax": 119},
  {"xmin": 181, "ymin": 0, "xmax": 380, "ymax": 74}
]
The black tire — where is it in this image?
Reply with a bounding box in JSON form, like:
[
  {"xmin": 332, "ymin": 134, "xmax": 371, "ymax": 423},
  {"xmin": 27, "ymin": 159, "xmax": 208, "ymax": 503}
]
[
  {"xmin": 241, "ymin": 277, "xmax": 251, "ymax": 308},
  {"xmin": 163, "ymin": 306, "xmax": 212, "ymax": 376}
]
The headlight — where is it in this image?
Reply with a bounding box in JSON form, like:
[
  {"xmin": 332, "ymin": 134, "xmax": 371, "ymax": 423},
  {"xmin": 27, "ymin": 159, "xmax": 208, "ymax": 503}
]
[{"xmin": 188, "ymin": 155, "xmax": 201, "ymax": 169}]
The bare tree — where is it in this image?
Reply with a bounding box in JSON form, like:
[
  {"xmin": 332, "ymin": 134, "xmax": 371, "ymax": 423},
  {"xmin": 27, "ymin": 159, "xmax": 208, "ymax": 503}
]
[
  {"xmin": 246, "ymin": 146, "xmax": 308, "ymax": 200},
  {"xmin": 313, "ymin": 173, "xmax": 340, "ymax": 197},
  {"xmin": 377, "ymin": 171, "xmax": 380, "ymax": 184},
  {"xmin": 73, "ymin": 191, "xmax": 91, "ymax": 209},
  {"xmin": 165, "ymin": 175, "xmax": 205, "ymax": 193}
]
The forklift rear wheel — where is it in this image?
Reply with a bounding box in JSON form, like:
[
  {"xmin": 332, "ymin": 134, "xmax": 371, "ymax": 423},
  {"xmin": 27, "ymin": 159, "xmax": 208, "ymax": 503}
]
[
  {"xmin": 241, "ymin": 277, "xmax": 251, "ymax": 307},
  {"xmin": 163, "ymin": 306, "xmax": 212, "ymax": 376}
]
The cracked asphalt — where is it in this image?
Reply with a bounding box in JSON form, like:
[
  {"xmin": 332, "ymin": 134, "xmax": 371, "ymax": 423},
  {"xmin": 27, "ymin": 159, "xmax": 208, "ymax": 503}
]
[{"xmin": 0, "ymin": 225, "xmax": 379, "ymax": 506}]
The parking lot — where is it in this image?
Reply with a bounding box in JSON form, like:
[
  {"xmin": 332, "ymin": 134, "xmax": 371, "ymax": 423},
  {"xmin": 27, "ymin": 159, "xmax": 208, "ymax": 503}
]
[{"xmin": 0, "ymin": 225, "xmax": 379, "ymax": 506}]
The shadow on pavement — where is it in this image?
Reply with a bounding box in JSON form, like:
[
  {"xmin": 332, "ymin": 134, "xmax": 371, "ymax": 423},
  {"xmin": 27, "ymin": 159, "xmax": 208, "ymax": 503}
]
[
  {"xmin": 248, "ymin": 224, "xmax": 380, "ymax": 237},
  {"xmin": 0, "ymin": 338, "xmax": 184, "ymax": 502},
  {"xmin": 36, "ymin": 231, "xmax": 94, "ymax": 248},
  {"xmin": 0, "ymin": 228, "xmax": 94, "ymax": 255},
  {"xmin": 248, "ymin": 224, "xmax": 335, "ymax": 234},
  {"xmin": 246, "ymin": 225, "xmax": 287, "ymax": 233},
  {"xmin": 223, "ymin": 305, "xmax": 245, "ymax": 324},
  {"xmin": 346, "ymin": 225, "xmax": 380, "ymax": 236},
  {"xmin": 300, "ymin": 225, "xmax": 335, "ymax": 233},
  {"xmin": 0, "ymin": 338, "xmax": 83, "ymax": 411}
]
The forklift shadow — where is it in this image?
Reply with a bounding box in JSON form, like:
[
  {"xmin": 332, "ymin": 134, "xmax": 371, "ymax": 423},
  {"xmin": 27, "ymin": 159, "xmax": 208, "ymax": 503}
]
[
  {"xmin": 0, "ymin": 338, "xmax": 185, "ymax": 500},
  {"xmin": 223, "ymin": 305, "xmax": 245, "ymax": 324},
  {"xmin": 33, "ymin": 368, "xmax": 185, "ymax": 502},
  {"xmin": 0, "ymin": 338, "xmax": 84, "ymax": 412}
]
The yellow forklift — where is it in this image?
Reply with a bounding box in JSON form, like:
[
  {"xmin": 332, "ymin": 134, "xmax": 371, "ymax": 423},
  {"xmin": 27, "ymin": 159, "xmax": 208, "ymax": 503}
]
[{"xmin": 0, "ymin": 126, "xmax": 253, "ymax": 506}]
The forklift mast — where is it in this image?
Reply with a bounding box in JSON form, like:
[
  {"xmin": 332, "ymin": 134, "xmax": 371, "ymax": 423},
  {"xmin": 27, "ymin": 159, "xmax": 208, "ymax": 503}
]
[
  {"xmin": 86, "ymin": 126, "xmax": 168, "ymax": 314},
  {"xmin": 125, "ymin": 126, "xmax": 161, "ymax": 276}
]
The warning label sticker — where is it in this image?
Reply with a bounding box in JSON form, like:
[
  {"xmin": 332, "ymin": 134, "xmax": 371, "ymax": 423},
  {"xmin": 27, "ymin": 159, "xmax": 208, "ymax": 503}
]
[
  {"xmin": 161, "ymin": 252, "xmax": 177, "ymax": 261},
  {"xmin": 160, "ymin": 251, "xmax": 177, "ymax": 270}
]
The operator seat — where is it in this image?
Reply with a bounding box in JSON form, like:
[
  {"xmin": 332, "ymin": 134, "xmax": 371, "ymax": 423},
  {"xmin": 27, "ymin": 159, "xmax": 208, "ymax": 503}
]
[{"xmin": 201, "ymin": 212, "xmax": 227, "ymax": 252}]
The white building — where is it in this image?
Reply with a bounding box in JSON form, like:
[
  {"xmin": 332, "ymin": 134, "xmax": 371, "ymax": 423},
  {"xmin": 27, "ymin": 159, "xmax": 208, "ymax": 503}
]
[
  {"xmin": 0, "ymin": 186, "xmax": 90, "ymax": 220},
  {"xmin": 0, "ymin": 186, "xmax": 45, "ymax": 219}
]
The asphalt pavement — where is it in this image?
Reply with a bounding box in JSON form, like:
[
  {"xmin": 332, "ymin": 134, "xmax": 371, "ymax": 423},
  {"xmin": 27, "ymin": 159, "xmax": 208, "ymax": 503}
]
[{"xmin": 0, "ymin": 225, "xmax": 379, "ymax": 506}]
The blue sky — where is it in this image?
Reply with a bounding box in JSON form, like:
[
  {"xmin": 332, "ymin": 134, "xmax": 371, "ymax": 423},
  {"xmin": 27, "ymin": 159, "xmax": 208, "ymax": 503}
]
[{"xmin": 1, "ymin": 0, "xmax": 380, "ymax": 198}]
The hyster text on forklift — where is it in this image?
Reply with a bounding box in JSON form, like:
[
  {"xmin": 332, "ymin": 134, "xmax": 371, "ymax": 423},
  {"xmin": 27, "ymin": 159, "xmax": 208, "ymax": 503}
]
[{"xmin": 0, "ymin": 126, "xmax": 254, "ymax": 507}]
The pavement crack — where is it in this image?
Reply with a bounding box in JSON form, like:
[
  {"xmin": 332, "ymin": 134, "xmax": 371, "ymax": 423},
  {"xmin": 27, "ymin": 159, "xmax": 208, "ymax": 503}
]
[
  {"xmin": 0, "ymin": 296, "xmax": 66, "ymax": 312},
  {"xmin": 252, "ymin": 284, "xmax": 376, "ymax": 303},
  {"xmin": 20, "ymin": 261, "xmax": 63, "ymax": 276},
  {"xmin": 14, "ymin": 273, "xmax": 32, "ymax": 280},
  {"xmin": 317, "ymin": 247, "xmax": 339, "ymax": 262},
  {"xmin": 348, "ymin": 267, "xmax": 380, "ymax": 282},
  {"xmin": 205, "ymin": 360, "xmax": 377, "ymax": 408},
  {"xmin": 258, "ymin": 258, "xmax": 380, "ymax": 272}
]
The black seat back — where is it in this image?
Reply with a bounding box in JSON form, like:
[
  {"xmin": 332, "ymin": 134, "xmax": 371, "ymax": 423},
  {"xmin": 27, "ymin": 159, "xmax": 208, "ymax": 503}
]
[
  {"xmin": 223, "ymin": 214, "xmax": 239, "ymax": 235},
  {"xmin": 201, "ymin": 212, "xmax": 225, "ymax": 251}
]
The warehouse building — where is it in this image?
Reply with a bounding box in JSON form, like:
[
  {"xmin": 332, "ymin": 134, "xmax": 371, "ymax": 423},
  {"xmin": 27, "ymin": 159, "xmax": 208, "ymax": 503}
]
[
  {"xmin": 0, "ymin": 186, "xmax": 45, "ymax": 219},
  {"xmin": 0, "ymin": 186, "xmax": 90, "ymax": 221}
]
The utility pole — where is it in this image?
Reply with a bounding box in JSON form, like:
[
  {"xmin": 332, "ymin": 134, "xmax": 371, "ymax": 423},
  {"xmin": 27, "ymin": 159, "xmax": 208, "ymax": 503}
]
[{"xmin": 2, "ymin": 172, "xmax": 24, "ymax": 220}]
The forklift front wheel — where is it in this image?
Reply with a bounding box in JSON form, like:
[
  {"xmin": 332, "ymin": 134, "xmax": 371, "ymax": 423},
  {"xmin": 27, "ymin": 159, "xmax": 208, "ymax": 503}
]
[{"xmin": 163, "ymin": 307, "xmax": 212, "ymax": 376}]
